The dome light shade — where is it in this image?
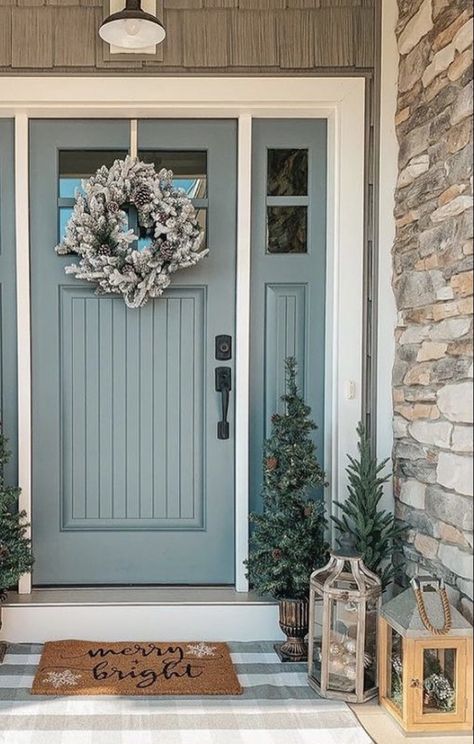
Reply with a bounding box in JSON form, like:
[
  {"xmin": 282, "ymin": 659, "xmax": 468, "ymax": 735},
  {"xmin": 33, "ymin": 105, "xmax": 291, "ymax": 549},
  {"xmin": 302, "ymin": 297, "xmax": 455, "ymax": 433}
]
[{"xmin": 99, "ymin": 0, "xmax": 166, "ymax": 50}]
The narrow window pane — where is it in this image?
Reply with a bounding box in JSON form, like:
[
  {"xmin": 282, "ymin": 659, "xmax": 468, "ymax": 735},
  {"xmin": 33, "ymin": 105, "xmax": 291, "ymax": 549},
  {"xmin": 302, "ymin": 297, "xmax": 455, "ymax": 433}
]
[
  {"xmin": 267, "ymin": 148, "xmax": 308, "ymax": 196},
  {"xmin": 267, "ymin": 206, "xmax": 307, "ymax": 253},
  {"xmin": 138, "ymin": 151, "xmax": 207, "ymax": 197},
  {"xmin": 423, "ymin": 648, "xmax": 456, "ymax": 714},
  {"xmin": 59, "ymin": 207, "xmax": 73, "ymax": 241},
  {"xmin": 59, "ymin": 150, "xmax": 128, "ymax": 198}
]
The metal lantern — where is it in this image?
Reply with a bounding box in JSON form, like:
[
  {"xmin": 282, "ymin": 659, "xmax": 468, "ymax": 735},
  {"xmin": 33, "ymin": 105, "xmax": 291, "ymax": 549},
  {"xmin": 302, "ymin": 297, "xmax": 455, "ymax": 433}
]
[
  {"xmin": 379, "ymin": 576, "xmax": 473, "ymax": 734},
  {"xmin": 308, "ymin": 544, "xmax": 382, "ymax": 702}
]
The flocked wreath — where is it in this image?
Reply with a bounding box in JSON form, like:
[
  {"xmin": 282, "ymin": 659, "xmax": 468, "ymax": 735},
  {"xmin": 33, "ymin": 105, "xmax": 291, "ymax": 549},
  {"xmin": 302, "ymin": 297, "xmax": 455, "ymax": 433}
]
[{"xmin": 56, "ymin": 156, "xmax": 207, "ymax": 309}]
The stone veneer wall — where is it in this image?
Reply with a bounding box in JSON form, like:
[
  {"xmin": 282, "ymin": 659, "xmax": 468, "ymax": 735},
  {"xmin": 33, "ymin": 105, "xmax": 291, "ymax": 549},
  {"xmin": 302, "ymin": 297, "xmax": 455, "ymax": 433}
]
[{"xmin": 393, "ymin": 0, "xmax": 473, "ymax": 620}]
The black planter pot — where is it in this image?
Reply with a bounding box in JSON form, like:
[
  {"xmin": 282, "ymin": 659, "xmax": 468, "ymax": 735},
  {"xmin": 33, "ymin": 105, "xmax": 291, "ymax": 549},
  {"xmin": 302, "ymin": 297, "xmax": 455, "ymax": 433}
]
[{"xmin": 274, "ymin": 598, "xmax": 309, "ymax": 662}]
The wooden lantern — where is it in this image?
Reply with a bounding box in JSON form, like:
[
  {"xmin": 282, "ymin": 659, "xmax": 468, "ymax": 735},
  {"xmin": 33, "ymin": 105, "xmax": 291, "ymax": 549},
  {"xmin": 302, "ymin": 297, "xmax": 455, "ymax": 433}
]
[
  {"xmin": 308, "ymin": 546, "xmax": 382, "ymax": 702},
  {"xmin": 379, "ymin": 576, "xmax": 473, "ymax": 734}
]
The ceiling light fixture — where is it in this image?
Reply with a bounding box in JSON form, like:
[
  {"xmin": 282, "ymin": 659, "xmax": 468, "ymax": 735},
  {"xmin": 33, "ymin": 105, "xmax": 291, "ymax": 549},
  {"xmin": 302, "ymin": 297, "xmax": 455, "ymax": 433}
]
[{"xmin": 99, "ymin": 0, "xmax": 166, "ymax": 50}]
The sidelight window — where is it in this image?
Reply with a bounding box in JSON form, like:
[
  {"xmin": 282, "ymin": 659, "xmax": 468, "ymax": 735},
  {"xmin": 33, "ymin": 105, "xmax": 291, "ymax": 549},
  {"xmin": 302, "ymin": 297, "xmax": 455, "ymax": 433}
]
[{"xmin": 266, "ymin": 148, "xmax": 309, "ymax": 253}]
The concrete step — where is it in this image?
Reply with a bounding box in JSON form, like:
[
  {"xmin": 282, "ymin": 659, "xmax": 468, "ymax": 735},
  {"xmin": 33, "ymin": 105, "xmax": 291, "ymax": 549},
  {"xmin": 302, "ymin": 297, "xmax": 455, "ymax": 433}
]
[{"xmin": 0, "ymin": 587, "xmax": 282, "ymax": 643}]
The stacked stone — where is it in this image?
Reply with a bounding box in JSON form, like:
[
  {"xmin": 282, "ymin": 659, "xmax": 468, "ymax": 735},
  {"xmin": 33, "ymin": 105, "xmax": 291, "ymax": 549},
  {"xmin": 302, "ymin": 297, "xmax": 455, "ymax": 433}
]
[{"xmin": 393, "ymin": 0, "xmax": 473, "ymax": 621}]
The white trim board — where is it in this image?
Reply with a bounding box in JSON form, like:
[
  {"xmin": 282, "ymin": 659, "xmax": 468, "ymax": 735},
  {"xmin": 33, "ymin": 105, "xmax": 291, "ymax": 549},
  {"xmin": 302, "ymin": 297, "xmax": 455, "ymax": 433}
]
[
  {"xmin": 0, "ymin": 604, "xmax": 283, "ymax": 644},
  {"xmin": 4, "ymin": 77, "xmax": 366, "ymax": 596},
  {"xmin": 377, "ymin": 0, "xmax": 398, "ymax": 514}
]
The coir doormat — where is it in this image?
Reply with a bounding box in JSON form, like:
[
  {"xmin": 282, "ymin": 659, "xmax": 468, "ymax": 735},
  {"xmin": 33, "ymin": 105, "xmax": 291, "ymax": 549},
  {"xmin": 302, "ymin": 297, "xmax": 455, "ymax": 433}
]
[{"xmin": 31, "ymin": 640, "xmax": 243, "ymax": 696}]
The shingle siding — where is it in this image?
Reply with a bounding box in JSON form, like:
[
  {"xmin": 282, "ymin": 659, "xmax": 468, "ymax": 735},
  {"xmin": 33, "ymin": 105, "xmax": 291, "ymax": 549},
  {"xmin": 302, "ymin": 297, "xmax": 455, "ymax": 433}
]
[{"xmin": 0, "ymin": 0, "xmax": 377, "ymax": 73}]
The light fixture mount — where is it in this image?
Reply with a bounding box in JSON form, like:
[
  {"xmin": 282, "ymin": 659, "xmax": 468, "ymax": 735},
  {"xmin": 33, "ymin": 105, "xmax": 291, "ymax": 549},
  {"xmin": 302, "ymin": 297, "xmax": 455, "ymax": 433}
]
[{"xmin": 99, "ymin": 0, "xmax": 166, "ymax": 51}]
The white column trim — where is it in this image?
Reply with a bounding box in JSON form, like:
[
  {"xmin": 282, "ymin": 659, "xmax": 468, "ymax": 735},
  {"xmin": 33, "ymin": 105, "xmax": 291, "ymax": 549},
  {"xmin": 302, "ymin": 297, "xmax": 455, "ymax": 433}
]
[
  {"xmin": 235, "ymin": 114, "xmax": 252, "ymax": 591},
  {"xmin": 14, "ymin": 114, "xmax": 32, "ymax": 595}
]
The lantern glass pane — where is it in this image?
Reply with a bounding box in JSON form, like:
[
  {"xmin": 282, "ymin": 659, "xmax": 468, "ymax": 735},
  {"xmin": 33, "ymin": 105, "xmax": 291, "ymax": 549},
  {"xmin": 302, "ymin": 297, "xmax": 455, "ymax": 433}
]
[
  {"xmin": 310, "ymin": 596, "xmax": 324, "ymax": 685},
  {"xmin": 327, "ymin": 597, "xmax": 359, "ymax": 693},
  {"xmin": 364, "ymin": 598, "xmax": 378, "ymax": 692},
  {"xmin": 422, "ymin": 648, "xmax": 456, "ymax": 714},
  {"xmin": 388, "ymin": 626, "xmax": 404, "ymax": 713}
]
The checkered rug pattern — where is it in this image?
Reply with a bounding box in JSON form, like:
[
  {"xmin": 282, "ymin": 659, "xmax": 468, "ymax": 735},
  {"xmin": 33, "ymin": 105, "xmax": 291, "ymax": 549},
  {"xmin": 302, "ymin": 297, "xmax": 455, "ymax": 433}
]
[{"xmin": 0, "ymin": 641, "xmax": 372, "ymax": 744}]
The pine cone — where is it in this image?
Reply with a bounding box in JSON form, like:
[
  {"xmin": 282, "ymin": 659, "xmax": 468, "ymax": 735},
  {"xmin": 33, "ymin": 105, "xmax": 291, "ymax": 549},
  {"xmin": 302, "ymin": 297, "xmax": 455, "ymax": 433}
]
[
  {"xmin": 132, "ymin": 186, "xmax": 152, "ymax": 208},
  {"xmin": 108, "ymin": 201, "xmax": 120, "ymax": 214},
  {"xmin": 266, "ymin": 457, "xmax": 278, "ymax": 471},
  {"xmin": 99, "ymin": 244, "xmax": 113, "ymax": 256},
  {"xmin": 272, "ymin": 548, "xmax": 282, "ymax": 561},
  {"xmin": 159, "ymin": 243, "xmax": 176, "ymax": 262},
  {"xmin": 0, "ymin": 542, "xmax": 10, "ymax": 560}
]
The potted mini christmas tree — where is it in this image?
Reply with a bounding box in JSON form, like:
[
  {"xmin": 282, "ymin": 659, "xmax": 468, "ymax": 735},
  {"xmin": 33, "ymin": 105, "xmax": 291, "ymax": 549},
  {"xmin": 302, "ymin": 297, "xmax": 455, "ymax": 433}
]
[
  {"xmin": 0, "ymin": 426, "xmax": 33, "ymax": 660},
  {"xmin": 246, "ymin": 358, "xmax": 328, "ymax": 661},
  {"xmin": 331, "ymin": 422, "xmax": 403, "ymax": 589}
]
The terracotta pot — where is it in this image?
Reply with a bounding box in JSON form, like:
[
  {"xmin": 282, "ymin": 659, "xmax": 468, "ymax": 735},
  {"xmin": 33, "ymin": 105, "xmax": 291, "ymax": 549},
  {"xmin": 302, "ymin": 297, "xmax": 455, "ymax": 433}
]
[{"xmin": 274, "ymin": 598, "xmax": 309, "ymax": 662}]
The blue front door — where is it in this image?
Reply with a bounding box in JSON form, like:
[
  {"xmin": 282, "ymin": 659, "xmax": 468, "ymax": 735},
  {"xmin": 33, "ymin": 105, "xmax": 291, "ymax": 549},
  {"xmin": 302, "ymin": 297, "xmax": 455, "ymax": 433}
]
[{"xmin": 30, "ymin": 120, "xmax": 237, "ymax": 585}]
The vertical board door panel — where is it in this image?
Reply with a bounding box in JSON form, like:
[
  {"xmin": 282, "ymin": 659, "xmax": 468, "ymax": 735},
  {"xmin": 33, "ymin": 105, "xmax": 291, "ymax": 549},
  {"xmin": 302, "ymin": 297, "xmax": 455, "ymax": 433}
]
[
  {"xmin": 30, "ymin": 119, "xmax": 237, "ymax": 585},
  {"xmin": 0, "ymin": 120, "xmax": 17, "ymax": 487},
  {"xmin": 250, "ymin": 120, "xmax": 327, "ymax": 513}
]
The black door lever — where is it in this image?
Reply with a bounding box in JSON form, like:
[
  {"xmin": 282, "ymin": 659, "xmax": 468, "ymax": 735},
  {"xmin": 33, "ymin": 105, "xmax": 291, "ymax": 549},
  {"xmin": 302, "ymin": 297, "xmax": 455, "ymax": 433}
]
[{"xmin": 215, "ymin": 367, "xmax": 231, "ymax": 440}]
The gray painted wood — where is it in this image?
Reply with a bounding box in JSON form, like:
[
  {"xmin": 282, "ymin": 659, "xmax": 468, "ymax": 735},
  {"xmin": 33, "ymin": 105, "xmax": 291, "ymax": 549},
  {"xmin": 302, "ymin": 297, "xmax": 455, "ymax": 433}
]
[
  {"xmin": 0, "ymin": 120, "xmax": 17, "ymax": 488},
  {"xmin": 53, "ymin": 7, "xmax": 98, "ymax": 67},
  {"xmin": 30, "ymin": 119, "xmax": 237, "ymax": 585},
  {"xmin": 249, "ymin": 119, "xmax": 327, "ymax": 514},
  {"xmin": 11, "ymin": 7, "xmax": 53, "ymax": 68},
  {"xmin": 0, "ymin": 1, "xmax": 377, "ymax": 72},
  {"xmin": 0, "ymin": 9, "xmax": 12, "ymax": 66}
]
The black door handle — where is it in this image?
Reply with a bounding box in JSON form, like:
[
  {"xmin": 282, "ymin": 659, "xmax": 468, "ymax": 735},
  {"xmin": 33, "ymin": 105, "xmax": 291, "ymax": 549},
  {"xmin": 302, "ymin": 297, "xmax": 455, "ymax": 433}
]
[{"xmin": 215, "ymin": 367, "xmax": 231, "ymax": 440}]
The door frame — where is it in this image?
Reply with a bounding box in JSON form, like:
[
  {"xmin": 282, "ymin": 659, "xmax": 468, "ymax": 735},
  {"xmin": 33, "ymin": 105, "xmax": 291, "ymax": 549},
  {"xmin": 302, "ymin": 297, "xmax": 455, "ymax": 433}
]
[{"xmin": 1, "ymin": 76, "xmax": 366, "ymax": 594}]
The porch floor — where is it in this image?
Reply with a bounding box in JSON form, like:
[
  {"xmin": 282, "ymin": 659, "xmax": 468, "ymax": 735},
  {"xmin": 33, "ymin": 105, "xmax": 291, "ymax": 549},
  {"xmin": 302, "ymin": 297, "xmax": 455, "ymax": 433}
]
[{"xmin": 0, "ymin": 642, "xmax": 471, "ymax": 744}]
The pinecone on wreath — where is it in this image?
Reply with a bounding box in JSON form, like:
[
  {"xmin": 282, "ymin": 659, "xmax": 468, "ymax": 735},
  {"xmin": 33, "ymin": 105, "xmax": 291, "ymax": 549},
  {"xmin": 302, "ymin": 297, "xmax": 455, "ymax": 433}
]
[
  {"xmin": 108, "ymin": 201, "xmax": 120, "ymax": 214},
  {"xmin": 132, "ymin": 186, "xmax": 152, "ymax": 208},
  {"xmin": 159, "ymin": 243, "xmax": 176, "ymax": 262},
  {"xmin": 99, "ymin": 244, "xmax": 113, "ymax": 256}
]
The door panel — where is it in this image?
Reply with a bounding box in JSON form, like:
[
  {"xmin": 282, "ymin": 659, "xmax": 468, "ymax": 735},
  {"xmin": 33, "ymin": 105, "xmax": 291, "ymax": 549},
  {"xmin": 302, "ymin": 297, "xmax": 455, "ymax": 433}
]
[
  {"xmin": 250, "ymin": 120, "xmax": 327, "ymax": 512},
  {"xmin": 60, "ymin": 286, "xmax": 205, "ymax": 530},
  {"xmin": 31, "ymin": 119, "xmax": 237, "ymax": 585}
]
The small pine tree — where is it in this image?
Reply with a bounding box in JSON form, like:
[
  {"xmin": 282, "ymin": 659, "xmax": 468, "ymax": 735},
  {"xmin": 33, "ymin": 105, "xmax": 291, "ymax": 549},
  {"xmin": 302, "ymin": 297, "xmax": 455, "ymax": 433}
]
[
  {"xmin": 332, "ymin": 422, "xmax": 403, "ymax": 589},
  {"xmin": 0, "ymin": 427, "xmax": 33, "ymax": 596},
  {"xmin": 246, "ymin": 358, "xmax": 328, "ymax": 600}
]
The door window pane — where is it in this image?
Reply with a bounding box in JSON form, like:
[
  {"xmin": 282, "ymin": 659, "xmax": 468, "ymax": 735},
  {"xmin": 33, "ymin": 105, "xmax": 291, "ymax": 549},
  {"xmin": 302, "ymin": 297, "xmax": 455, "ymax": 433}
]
[
  {"xmin": 423, "ymin": 648, "xmax": 456, "ymax": 714},
  {"xmin": 195, "ymin": 208, "xmax": 207, "ymax": 250},
  {"xmin": 267, "ymin": 206, "xmax": 307, "ymax": 253},
  {"xmin": 268, "ymin": 148, "xmax": 308, "ymax": 196},
  {"xmin": 138, "ymin": 150, "xmax": 207, "ymax": 197},
  {"xmin": 59, "ymin": 150, "xmax": 128, "ymax": 198},
  {"xmin": 59, "ymin": 207, "xmax": 73, "ymax": 241}
]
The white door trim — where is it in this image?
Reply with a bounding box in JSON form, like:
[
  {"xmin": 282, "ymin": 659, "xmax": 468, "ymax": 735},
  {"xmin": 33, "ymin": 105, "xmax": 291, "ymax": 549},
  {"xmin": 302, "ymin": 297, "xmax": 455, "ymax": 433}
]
[{"xmin": 3, "ymin": 77, "xmax": 365, "ymax": 594}]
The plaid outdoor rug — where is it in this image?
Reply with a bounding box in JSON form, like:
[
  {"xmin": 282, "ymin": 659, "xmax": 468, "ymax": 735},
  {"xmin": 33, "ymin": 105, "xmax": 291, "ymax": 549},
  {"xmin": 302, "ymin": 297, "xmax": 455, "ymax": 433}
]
[{"xmin": 0, "ymin": 641, "xmax": 372, "ymax": 744}]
